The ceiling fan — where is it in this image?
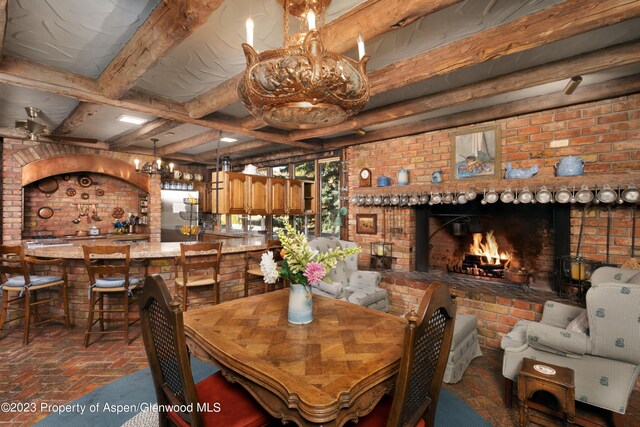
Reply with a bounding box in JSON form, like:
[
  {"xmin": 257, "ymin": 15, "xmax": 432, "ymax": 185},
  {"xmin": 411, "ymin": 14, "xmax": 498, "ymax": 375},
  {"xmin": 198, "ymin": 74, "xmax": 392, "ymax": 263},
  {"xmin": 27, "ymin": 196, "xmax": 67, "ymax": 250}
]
[{"xmin": 14, "ymin": 107, "xmax": 99, "ymax": 143}]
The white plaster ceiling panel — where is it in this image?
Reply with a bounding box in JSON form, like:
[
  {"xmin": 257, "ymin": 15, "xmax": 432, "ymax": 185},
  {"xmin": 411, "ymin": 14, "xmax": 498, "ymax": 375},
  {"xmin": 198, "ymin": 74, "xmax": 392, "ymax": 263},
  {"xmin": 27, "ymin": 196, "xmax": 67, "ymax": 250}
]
[
  {"xmin": 363, "ymin": 18, "xmax": 640, "ymax": 112},
  {"xmin": 134, "ymin": 0, "xmax": 365, "ymax": 102},
  {"xmin": 68, "ymin": 105, "xmax": 156, "ymax": 141},
  {"xmin": 182, "ymin": 134, "xmax": 254, "ymax": 155},
  {"xmin": 4, "ymin": 0, "xmax": 160, "ymax": 77},
  {"xmin": 363, "ymin": 64, "xmax": 640, "ymax": 133},
  {"xmin": 349, "ymin": 0, "xmax": 562, "ymax": 74},
  {"xmin": 0, "ymin": 84, "xmax": 78, "ymax": 129}
]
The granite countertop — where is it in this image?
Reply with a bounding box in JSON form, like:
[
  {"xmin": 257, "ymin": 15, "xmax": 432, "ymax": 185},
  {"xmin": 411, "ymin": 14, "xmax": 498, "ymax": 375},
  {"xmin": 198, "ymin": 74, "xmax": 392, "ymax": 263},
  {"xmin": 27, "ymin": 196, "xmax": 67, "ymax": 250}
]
[{"xmin": 24, "ymin": 236, "xmax": 269, "ymax": 259}]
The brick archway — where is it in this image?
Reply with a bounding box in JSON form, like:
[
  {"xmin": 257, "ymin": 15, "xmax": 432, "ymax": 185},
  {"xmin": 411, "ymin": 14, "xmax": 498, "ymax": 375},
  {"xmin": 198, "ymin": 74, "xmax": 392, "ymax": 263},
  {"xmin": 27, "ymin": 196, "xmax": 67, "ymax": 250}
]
[{"xmin": 22, "ymin": 154, "xmax": 149, "ymax": 192}]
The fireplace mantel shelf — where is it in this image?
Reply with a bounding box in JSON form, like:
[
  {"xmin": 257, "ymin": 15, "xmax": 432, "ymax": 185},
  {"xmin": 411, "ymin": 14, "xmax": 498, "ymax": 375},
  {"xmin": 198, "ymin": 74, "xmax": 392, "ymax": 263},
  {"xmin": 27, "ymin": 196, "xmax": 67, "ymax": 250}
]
[{"xmin": 351, "ymin": 171, "xmax": 640, "ymax": 196}]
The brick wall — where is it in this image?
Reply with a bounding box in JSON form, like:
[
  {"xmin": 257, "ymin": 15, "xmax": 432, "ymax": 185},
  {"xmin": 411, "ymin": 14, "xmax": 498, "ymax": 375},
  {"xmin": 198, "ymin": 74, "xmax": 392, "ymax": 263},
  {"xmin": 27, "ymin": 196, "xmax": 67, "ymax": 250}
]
[
  {"xmin": 347, "ymin": 94, "xmax": 640, "ymax": 270},
  {"xmin": 1, "ymin": 138, "xmax": 161, "ymax": 243}
]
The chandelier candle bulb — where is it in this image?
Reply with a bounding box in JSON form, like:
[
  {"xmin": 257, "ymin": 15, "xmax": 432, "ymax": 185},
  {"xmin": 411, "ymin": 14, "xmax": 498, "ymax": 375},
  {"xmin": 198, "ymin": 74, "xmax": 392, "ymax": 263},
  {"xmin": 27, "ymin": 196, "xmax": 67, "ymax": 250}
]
[
  {"xmin": 246, "ymin": 17, "xmax": 254, "ymax": 47},
  {"xmin": 307, "ymin": 10, "xmax": 316, "ymax": 30},
  {"xmin": 357, "ymin": 33, "xmax": 365, "ymax": 60},
  {"xmin": 169, "ymin": 163, "xmax": 174, "ymax": 173},
  {"xmin": 134, "ymin": 159, "xmax": 139, "ymax": 170}
]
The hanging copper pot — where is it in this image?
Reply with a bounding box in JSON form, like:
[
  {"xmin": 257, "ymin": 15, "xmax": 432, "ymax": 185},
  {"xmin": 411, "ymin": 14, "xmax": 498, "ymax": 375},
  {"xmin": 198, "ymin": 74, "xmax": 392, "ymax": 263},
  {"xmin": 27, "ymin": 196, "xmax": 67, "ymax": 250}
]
[{"xmin": 37, "ymin": 177, "xmax": 59, "ymax": 197}]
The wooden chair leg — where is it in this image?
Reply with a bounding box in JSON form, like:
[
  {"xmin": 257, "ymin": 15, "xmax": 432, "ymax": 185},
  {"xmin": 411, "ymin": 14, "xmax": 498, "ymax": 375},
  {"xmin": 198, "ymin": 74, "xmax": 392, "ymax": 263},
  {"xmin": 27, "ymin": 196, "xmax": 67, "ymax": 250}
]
[
  {"xmin": 504, "ymin": 377, "xmax": 513, "ymax": 408},
  {"xmin": 84, "ymin": 290, "xmax": 96, "ymax": 348},
  {"xmin": 611, "ymin": 411, "xmax": 626, "ymax": 427},
  {"xmin": 23, "ymin": 290, "xmax": 31, "ymax": 346},
  {"xmin": 31, "ymin": 291, "xmax": 39, "ymax": 324},
  {"xmin": 62, "ymin": 284, "xmax": 71, "ymax": 331},
  {"xmin": 182, "ymin": 285, "xmax": 188, "ymax": 312},
  {"xmin": 244, "ymin": 269, "xmax": 249, "ymax": 297},
  {"xmin": 98, "ymin": 293, "xmax": 105, "ymax": 332},
  {"xmin": 124, "ymin": 291, "xmax": 130, "ymax": 345},
  {"xmin": 0, "ymin": 288, "xmax": 8, "ymax": 335}
]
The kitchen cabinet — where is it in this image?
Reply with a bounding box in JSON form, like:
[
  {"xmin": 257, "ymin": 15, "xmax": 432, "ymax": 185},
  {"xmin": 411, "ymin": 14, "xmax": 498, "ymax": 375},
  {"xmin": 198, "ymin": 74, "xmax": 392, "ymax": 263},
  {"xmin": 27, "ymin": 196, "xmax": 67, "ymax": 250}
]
[
  {"xmin": 211, "ymin": 172, "xmax": 316, "ymax": 215},
  {"xmin": 196, "ymin": 182, "xmax": 212, "ymax": 212},
  {"xmin": 270, "ymin": 177, "xmax": 287, "ymax": 215}
]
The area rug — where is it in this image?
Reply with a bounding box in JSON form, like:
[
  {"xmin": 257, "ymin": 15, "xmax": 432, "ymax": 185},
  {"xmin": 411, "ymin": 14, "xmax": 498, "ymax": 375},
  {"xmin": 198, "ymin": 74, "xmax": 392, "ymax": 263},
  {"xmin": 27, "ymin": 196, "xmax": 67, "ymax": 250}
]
[{"xmin": 36, "ymin": 359, "xmax": 491, "ymax": 427}]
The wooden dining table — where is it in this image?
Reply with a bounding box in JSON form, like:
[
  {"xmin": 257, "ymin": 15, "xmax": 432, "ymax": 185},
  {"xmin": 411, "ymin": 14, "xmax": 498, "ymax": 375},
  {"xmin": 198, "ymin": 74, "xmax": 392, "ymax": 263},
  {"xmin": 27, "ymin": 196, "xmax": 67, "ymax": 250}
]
[{"xmin": 183, "ymin": 289, "xmax": 407, "ymax": 426}]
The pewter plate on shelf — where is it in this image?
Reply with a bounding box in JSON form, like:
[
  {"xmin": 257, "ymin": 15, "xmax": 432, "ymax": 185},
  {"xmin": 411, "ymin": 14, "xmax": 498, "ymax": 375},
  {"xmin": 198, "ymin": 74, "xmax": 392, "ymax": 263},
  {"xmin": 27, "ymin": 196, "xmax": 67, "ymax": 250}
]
[{"xmin": 533, "ymin": 364, "xmax": 556, "ymax": 375}]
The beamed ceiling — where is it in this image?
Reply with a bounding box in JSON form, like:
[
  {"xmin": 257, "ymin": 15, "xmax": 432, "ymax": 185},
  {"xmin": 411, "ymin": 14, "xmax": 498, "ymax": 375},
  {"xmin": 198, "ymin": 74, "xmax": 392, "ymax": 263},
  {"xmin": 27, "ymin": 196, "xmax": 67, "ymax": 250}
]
[{"xmin": 0, "ymin": 0, "xmax": 639, "ymax": 167}]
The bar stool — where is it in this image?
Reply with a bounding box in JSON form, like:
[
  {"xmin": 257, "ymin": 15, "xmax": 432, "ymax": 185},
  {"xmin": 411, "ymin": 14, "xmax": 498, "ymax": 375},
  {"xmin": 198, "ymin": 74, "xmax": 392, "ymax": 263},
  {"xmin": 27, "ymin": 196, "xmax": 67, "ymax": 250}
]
[
  {"xmin": 0, "ymin": 245, "xmax": 71, "ymax": 345},
  {"xmin": 82, "ymin": 245, "xmax": 148, "ymax": 347},
  {"xmin": 174, "ymin": 241, "xmax": 223, "ymax": 311},
  {"xmin": 244, "ymin": 239, "xmax": 283, "ymax": 297}
]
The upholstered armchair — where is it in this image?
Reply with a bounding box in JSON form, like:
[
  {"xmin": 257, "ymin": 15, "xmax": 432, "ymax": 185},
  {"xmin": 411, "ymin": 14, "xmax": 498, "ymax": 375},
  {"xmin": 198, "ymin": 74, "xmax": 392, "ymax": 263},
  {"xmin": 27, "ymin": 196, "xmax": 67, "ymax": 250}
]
[
  {"xmin": 308, "ymin": 237, "xmax": 389, "ymax": 312},
  {"xmin": 501, "ymin": 267, "xmax": 640, "ymax": 424}
]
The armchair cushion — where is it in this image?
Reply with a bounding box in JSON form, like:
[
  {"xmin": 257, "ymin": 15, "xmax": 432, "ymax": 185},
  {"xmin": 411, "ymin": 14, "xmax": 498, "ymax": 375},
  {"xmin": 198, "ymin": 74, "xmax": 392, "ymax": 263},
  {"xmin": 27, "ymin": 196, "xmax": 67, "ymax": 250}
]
[
  {"xmin": 346, "ymin": 286, "xmax": 388, "ymax": 307},
  {"xmin": 348, "ymin": 270, "xmax": 381, "ymax": 288},
  {"xmin": 540, "ymin": 301, "xmax": 586, "ymax": 329},
  {"xmin": 526, "ymin": 322, "xmax": 590, "ymax": 357},
  {"xmin": 566, "ymin": 310, "xmax": 589, "ymax": 335},
  {"xmin": 311, "ymin": 280, "xmax": 344, "ymax": 298}
]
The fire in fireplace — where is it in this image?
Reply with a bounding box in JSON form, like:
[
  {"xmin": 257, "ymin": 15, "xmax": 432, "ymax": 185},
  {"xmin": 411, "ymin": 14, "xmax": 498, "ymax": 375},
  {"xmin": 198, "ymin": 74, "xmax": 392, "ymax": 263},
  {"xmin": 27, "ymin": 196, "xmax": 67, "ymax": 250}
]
[{"xmin": 447, "ymin": 230, "xmax": 513, "ymax": 278}]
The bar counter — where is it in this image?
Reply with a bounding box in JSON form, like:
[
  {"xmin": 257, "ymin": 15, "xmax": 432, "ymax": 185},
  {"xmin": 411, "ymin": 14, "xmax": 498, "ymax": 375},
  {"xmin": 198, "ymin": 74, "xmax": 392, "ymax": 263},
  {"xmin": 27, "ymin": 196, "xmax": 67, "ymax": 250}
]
[{"xmin": 24, "ymin": 237, "xmax": 273, "ymax": 324}]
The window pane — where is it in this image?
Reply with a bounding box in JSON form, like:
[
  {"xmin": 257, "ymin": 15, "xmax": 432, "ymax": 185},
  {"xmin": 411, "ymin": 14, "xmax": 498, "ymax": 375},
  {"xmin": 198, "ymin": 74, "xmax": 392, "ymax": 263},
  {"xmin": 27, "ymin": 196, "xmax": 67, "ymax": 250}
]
[
  {"xmin": 293, "ymin": 215, "xmax": 315, "ymax": 238},
  {"xmin": 319, "ymin": 158, "xmax": 340, "ymax": 237},
  {"xmin": 271, "ymin": 165, "xmax": 289, "ymax": 178},
  {"xmin": 294, "ymin": 161, "xmax": 315, "ymax": 180}
]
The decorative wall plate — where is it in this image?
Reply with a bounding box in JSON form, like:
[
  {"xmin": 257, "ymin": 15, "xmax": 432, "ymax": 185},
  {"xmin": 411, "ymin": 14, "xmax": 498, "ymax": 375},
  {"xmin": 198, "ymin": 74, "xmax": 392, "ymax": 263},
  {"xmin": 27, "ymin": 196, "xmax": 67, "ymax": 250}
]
[
  {"xmin": 112, "ymin": 207, "xmax": 124, "ymax": 218},
  {"xmin": 96, "ymin": 189, "xmax": 105, "ymax": 196},
  {"xmin": 66, "ymin": 188, "xmax": 76, "ymax": 197},
  {"xmin": 78, "ymin": 175, "xmax": 92, "ymax": 187},
  {"xmin": 38, "ymin": 206, "xmax": 54, "ymax": 219},
  {"xmin": 81, "ymin": 192, "xmax": 90, "ymax": 200}
]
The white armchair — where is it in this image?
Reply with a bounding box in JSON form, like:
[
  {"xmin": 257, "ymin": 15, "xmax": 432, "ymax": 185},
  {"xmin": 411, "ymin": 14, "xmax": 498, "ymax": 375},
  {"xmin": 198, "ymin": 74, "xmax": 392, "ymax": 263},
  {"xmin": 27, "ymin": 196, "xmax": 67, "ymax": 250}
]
[
  {"xmin": 501, "ymin": 267, "xmax": 640, "ymax": 424},
  {"xmin": 308, "ymin": 237, "xmax": 389, "ymax": 312}
]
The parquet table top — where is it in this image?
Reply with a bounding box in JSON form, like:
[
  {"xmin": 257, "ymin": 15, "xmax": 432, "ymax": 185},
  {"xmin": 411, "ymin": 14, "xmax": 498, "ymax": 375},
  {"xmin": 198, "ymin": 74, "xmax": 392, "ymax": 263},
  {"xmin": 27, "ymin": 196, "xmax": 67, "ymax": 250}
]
[{"xmin": 183, "ymin": 289, "xmax": 407, "ymax": 426}]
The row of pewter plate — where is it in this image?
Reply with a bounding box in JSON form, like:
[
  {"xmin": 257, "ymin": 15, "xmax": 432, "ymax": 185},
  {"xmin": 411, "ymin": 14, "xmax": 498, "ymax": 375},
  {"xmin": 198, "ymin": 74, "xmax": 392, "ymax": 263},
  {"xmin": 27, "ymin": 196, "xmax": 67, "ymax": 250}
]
[{"xmin": 350, "ymin": 184, "xmax": 639, "ymax": 207}]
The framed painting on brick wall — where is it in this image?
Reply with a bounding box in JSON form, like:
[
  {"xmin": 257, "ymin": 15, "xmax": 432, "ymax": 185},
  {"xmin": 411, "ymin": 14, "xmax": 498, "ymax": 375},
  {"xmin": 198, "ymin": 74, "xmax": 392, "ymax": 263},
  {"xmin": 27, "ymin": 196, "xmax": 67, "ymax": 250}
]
[
  {"xmin": 356, "ymin": 214, "xmax": 377, "ymax": 235},
  {"xmin": 451, "ymin": 125, "xmax": 501, "ymax": 180}
]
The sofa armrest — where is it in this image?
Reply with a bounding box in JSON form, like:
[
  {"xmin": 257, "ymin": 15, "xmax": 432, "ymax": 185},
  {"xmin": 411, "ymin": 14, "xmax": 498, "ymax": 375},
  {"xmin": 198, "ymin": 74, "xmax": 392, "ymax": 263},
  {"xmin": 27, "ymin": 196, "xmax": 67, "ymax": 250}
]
[
  {"xmin": 348, "ymin": 270, "xmax": 381, "ymax": 288},
  {"xmin": 540, "ymin": 301, "xmax": 586, "ymax": 328},
  {"xmin": 310, "ymin": 280, "xmax": 344, "ymax": 298},
  {"xmin": 526, "ymin": 322, "xmax": 590, "ymax": 358}
]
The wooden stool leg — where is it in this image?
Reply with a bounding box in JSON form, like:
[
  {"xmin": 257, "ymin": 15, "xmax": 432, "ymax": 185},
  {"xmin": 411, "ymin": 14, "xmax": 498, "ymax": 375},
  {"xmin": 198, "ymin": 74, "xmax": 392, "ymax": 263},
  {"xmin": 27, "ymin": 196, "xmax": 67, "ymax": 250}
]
[
  {"xmin": 23, "ymin": 290, "xmax": 31, "ymax": 346},
  {"xmin": 182, "ymin": 285, "xmax": 188, "ymax": 312},
  {"xmin": 31, "ymin": 291, "xmax": 39, "ymax": 324},
  {"xmin": 84, "ymin": 289, "xmax": 96, "ymax": 348},
  {"xmin": 0, "ymin": 288, "xmax": 8, "ymax": 334},
  {"xmin": 124, "ymin": 290, "xmax": 130, "ymax": 345},
  {"xmin": 244, "ymin": 269, "xmax": 249, "ymax": 297}
]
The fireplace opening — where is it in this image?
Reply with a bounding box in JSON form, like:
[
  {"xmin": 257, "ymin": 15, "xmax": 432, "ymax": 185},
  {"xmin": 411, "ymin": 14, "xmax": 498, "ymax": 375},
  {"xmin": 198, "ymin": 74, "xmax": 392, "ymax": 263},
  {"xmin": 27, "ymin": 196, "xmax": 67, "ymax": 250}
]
[{"xmin": 414, "ymin": 201, "xmax": 570, "ymax": 292}]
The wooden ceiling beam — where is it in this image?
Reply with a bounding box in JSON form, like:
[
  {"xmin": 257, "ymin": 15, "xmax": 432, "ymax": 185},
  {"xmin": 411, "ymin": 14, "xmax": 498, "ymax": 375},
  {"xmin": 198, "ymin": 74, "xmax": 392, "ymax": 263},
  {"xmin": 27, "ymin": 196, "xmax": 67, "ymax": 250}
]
[
  {"xmin": 289, "ymin": 40, "xmax": 640, "ymax": 140},
  {"xmin": 158, "ymin": 129, "xmax": 220, "ymax": 156},
  {"xmin": 52, "ymin": 102, "xmax": 101, "ymax": 136},
  {"xmin": 98, "ymin": 0, "xmax": 223, "ymax": 99},
  {"xmin": 110, "ymin": 118, "xmax": 182, "ymax": 149},
  {"xmin": 367, "ymin": 0, "xmax": 640, "ymax": 97},
  {"xmin": 199, "ymin": 139, "xmax": 275, "ymax": 160},
  {"xmin": 123, "ymin": 146, "xmax": 200, "ymax": 163},
  {"xmin": 322, "ymin": 74, "xmax": 640, "ymax": 149},
  {"xmin": 0, "ymin": 55, "xmax": 306, "ymax": 147},
  {"xmin": 184, "ymin": 0, "xmax": 462, "ymax": 119}
]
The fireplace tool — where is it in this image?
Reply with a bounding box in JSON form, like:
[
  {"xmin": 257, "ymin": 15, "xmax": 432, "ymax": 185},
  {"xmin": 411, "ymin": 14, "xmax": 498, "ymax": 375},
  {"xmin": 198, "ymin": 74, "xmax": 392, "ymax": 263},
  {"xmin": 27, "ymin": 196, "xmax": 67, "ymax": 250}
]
[{"xmin": 561, "ymin": 205, "xmax": 599, "ymax": 301}]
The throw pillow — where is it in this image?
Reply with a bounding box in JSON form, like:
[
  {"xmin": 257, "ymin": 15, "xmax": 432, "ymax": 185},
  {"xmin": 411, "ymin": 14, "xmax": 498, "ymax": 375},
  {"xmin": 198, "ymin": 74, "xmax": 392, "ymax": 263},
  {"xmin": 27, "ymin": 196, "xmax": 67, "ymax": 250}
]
[{"xmin": 565, "ymin": 310, "xmax": 589, "ymax": 335}]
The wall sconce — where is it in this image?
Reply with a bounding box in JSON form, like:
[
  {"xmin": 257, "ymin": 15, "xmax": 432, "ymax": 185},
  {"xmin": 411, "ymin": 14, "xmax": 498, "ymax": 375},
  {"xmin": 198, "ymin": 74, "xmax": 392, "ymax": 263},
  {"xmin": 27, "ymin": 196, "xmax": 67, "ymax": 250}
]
[{"xmin": 563, "ymin": 76, "xmax": 582, "ymax": 95}]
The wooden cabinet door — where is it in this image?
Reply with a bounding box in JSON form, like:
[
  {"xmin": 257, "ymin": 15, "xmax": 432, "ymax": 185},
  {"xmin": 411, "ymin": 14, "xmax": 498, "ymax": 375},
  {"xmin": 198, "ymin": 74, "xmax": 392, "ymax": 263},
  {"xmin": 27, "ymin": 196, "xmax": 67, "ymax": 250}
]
[
  {"xmin": 197, "ymin": 182, "xmax": 212, "ymax": 212},
  {"xmin": 269, "ymin": 177, "xmax": 287, "ymax": 215},
  {"xmin": 210, "ymin": 172, "xmax": 227, "ymax": 213},
  {"xmin": 225, "ymin": 172, "xmax": 247, "ymax": 214},
  {"xmin": 248, "ymin": 175, "xmax": 268, "ymax": 215},
  {"xmin": 288, "ymin": 179, "xmax": 304, "ymax": 214}
]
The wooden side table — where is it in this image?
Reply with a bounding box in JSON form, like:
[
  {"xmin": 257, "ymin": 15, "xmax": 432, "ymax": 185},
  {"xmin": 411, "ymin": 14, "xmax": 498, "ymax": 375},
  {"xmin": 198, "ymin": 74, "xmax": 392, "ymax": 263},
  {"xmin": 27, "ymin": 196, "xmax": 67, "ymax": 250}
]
[{"xmin": 518, "ymin": 358, "xmax": 575, "ymax": 426}]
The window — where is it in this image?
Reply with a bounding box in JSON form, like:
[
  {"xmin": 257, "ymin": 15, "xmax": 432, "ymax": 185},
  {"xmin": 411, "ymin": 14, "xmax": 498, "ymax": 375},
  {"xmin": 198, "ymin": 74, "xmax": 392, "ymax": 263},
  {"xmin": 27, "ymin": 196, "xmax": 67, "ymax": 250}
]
[
  {"xmin": 271, "ymin": 165, "xmax": 289, "ymax": 178},
  {"xmin": 294, "ymin": 161, "xmax": 315, "ymax": 180},
  {"xmin": 319, "ymin": 158, "xmax": 340, "ymax": 237}
]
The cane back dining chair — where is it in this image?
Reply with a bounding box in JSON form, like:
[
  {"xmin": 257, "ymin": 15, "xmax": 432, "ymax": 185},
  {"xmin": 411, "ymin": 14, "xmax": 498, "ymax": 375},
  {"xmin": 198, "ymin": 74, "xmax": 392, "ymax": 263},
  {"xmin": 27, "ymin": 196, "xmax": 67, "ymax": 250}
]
[
  {"xmin": 174, "ymin": 241, "xmax": 223, "ymax": 311},
  {"xmin": 82, "ymin": 244, "xmax": 148, "ymax": 347},
  {"xmin": 139, "ymin": 274, "xmax": 271, "ymax": 427},
  {"xmin": 244, "ymin": 239, "xmax": 283, "ymax": 297},
  {"xmin": 0, "ymin": 245, "xmax": 71, "ymax": 345},
  {"xmin": 350, "ymin": 281, "xmax": 456, "ymax": 427}
]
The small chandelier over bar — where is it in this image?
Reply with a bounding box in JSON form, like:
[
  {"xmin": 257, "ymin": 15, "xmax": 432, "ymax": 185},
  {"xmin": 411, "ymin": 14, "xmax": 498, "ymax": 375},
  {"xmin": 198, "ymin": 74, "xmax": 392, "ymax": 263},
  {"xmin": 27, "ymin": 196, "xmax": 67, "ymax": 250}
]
[
  {"xmin": 238, "ymin": 0, "xmax": 370, "ymax": 130},
  {"xmin": 134, "ymin": 138, "xmax": 173, "ymax": 178}
]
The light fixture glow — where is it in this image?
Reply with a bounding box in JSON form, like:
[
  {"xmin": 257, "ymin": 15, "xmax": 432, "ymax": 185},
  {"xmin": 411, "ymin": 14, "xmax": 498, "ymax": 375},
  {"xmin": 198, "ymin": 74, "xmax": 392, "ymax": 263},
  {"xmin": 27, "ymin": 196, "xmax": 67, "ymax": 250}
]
[
  {"xmin": 118, "ymin": 115, "xmax": 148, "ymax": 125},
  {"xmin": 307, "ymin": 10, "xmax": 316, "ymax": 30},
  {"xmin": 563, "ymin": 76, "xmax": 582, "ymax": 95},
  {"xmin": 357, "ymin": 33, "xmax": 365, "ymax": 61},
  {"xmin": 245, "ymin": 17, "xmax": 254, "ymax": 47},
  {"xmin": 220, "ymin": 137, "xmax": 238, "ymax": 143}
]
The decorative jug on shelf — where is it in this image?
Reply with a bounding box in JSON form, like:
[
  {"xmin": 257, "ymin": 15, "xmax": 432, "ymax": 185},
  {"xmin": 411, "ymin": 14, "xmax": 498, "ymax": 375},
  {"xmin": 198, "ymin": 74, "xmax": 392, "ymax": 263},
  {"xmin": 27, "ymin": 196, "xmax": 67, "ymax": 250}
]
[
  {"xmin": 397, "ymin": 169, "xmax": 409, "ymax": 186},
  {"xmin": 431, "ymin": 170, "xmax": 442, "ymax": 184},
  {"xmin": 377, "ymin": 176, "xmax": 391, "ymax": 187},
  {"xmin": 555, "ymin": 156, "xmax": 586, "ymax": 176}
]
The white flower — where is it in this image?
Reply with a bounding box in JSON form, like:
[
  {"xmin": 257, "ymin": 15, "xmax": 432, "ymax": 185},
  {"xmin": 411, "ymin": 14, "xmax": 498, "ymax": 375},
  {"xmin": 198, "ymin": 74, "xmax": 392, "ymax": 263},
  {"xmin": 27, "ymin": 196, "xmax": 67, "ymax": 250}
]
[{"xmin": 260, "ymin": 251, "xmax": 279, "ymax": 284}]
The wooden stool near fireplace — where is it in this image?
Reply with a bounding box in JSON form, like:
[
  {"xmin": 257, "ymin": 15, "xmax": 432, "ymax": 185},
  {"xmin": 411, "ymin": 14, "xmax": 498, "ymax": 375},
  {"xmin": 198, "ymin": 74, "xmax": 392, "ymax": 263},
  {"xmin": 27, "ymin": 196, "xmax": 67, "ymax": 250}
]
[{"xmin": 518, "ymin": 357, "xmax": 575, "ymax": 426}]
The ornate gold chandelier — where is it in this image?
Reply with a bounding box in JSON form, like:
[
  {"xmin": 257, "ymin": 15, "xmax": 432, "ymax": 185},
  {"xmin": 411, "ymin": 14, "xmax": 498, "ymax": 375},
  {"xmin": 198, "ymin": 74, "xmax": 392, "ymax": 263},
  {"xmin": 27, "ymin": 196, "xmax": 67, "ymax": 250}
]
[{"xmin": 238, "ymin": 0, "xmax": 370, "ymax": 130}]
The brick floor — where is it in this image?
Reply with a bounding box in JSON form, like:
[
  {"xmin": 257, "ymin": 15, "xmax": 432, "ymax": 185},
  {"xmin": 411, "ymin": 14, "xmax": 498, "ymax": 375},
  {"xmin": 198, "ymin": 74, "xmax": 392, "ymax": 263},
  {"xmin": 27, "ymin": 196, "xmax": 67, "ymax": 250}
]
[{"xmin": 0, "ymin": 315, "xmax": 638, "ymax": 426}]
